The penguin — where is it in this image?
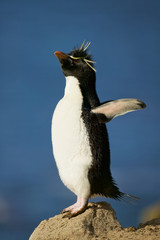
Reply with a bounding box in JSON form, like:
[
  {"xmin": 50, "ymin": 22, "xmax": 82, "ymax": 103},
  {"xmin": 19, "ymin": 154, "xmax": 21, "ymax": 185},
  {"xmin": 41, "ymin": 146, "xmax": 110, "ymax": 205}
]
[{"xmin": 51, "ymin": 42, "xmax": 146, "ymax": 218}]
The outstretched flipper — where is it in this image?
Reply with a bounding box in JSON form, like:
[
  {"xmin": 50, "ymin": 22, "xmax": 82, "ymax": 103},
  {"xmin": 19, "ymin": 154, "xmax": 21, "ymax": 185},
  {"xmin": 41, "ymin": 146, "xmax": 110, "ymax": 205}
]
[{"xmin": 91, "ymin": 98, "xmax": 146, "ymax": 123}]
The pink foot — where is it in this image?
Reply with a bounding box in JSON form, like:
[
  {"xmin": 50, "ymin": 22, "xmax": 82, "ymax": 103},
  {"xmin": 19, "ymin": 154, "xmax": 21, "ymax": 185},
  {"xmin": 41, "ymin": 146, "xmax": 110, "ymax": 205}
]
[
  {"xmin": 61, "ymin": 202, "xmax": 78, "ymax": 213},
  {"xmin": 62, "ymin": 197, "xmax": 88, "ymax": 218}
]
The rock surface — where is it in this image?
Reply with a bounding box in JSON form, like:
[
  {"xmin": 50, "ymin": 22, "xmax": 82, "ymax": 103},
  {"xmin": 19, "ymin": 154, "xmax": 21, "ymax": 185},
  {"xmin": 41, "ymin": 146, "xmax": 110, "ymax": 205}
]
[
  {"xmin": 140, "ymin": 201, "xmax": 160, "ymax": 223},
  {"xmin": 29, "ymin": 202, "xmax": 160, "ymax": 240}
]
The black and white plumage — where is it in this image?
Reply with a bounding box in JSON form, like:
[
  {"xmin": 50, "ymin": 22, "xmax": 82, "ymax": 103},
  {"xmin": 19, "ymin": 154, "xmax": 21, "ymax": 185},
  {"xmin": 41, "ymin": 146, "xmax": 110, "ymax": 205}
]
[{"xmin": 51, "ymin": 42, "xmax": 146, "ymax": 218}]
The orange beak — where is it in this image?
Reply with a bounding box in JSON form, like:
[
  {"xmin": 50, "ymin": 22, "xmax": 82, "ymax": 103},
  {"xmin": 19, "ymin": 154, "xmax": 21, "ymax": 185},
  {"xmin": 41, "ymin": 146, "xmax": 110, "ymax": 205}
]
[{"xmin": 54, "ymin": 51, "xmax": 68, "ymax": 60}]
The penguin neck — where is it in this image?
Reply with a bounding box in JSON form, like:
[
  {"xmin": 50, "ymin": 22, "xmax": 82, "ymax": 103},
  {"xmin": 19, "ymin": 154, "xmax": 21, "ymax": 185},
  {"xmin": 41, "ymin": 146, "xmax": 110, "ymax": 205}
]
[
  {"xmin": 64, "ymin": 75, "xmax": 100, "ymax": 108},
  {"xmin": 64, "ymin": 76, "xmax": 82, "ymax": 100}
]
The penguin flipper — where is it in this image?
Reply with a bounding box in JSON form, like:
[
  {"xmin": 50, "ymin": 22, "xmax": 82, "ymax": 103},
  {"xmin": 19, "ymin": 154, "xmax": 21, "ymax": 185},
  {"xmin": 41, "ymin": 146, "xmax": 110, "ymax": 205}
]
[{"xmin": 91, "ymin": 98, "xmax": 146, "ymax": 123}]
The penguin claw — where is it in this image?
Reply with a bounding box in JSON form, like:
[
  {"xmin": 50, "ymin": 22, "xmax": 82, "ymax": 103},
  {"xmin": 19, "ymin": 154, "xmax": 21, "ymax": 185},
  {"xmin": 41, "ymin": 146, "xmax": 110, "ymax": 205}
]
[
  {"xmin": 61, "ymin": 203, "xmax": 77, "ymax": 214},
  {"xmin": 62, "ymin": 205, "xmax": 87, "ymax": 218},
  {"xmin": 62, "ymin": 211, "xmax": 78, "ymax": 219},
  {"xmin": 61, "ymin": 208, "xmax": 71, "ymax": 214},
  {"xmin": 61, "ymin": 210, "xmax": 67, "ymax": 214},
  {"xmin": 62, "ymin": 212, "xmax": 71, "ymax": 218},
  {"xmin": 62, "ymin": 211, "xmax": 77, "ymax": 219},
  {"xmin": 61, "ymin": 197, "xmax": 88, "ymax": 218}
]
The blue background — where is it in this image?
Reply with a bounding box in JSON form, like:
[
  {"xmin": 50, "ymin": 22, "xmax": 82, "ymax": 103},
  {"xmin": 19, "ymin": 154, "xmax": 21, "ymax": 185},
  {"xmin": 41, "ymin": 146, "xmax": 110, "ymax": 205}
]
[{"xmin": 0, "ymin": 0, "xmax": 160, "ymax": 239}]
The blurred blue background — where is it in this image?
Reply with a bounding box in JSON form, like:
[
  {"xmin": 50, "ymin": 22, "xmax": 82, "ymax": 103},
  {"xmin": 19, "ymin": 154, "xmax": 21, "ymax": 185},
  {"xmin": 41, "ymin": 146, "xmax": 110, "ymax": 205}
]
[{"xmin": 0, "ymin": 0, "xmax": 160, "ymax": 239}]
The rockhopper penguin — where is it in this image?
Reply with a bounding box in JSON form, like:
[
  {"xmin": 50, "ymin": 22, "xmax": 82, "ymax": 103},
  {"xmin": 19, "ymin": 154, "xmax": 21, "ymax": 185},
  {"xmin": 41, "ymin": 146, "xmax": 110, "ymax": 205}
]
[{"xmin": 51, "ymin": 42, "xmax": 146, "ymax": 218}]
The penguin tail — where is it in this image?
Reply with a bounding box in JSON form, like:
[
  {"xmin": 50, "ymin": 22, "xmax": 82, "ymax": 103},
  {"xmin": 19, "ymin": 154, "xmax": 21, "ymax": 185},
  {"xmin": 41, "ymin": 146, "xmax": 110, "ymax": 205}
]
[
  {"xmin": 122, "ymin": 193, "xmax": 140, "ymax": 204},
  {"xmin": 103, "ymin": 182, "xmax": 124, "ymax": 200},
  {"xmin": 104, "ymin": 183, "xmax": 139, "ymax": 204},
  {"xmin": 110, "ymin": 191, "xmax": 140, "ymax": 204}
]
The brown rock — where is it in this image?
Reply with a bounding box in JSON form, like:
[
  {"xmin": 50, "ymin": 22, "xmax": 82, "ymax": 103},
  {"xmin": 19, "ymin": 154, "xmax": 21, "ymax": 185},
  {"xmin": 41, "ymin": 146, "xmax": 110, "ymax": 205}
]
[
  {"xmin": 29, "ymin": 202, "xmax": 160, "ymax": 240},
  {"xmin": 139, "ymin": 201, "xmax": 160, "ymax": 223}
]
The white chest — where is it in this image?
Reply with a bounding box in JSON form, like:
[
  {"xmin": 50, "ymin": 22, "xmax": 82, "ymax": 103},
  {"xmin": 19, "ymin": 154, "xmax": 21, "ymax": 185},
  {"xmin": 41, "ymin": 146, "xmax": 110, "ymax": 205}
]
[{"xmin": 51, "ymin": 76, "xmax": 92, "ymax": 198}]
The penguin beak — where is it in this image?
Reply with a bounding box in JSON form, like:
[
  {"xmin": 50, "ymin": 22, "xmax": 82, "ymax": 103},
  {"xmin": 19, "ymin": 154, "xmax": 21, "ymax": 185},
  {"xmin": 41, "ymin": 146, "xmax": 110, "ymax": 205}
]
[{"xmin": 54, "ymin": 51, "xmax": 68, "ymax": 62}]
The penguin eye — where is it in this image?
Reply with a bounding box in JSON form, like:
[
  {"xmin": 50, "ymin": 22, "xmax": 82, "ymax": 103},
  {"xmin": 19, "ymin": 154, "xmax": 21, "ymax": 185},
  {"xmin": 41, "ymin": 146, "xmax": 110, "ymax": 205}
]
[
  {"xmin": 70, "ymin": 59, "xmax": 79, "ymax": 67},
  {"xmin": 69, "ymin": 56, "xmax": 79, "ymax": 65},
  {"xmin": 73, "ymin": 60, "xmax": 78, "ymax": 64}
]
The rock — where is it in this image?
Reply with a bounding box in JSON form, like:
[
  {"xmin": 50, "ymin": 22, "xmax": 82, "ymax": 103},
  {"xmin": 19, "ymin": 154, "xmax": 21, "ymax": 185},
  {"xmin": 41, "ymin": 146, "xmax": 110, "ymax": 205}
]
[
  {"xmin": 139, "ymin": 218, "xmax": 160, "ymax": 228},
  {"xmin": 139, "ymin": 201, "xmax": 160, "ymax": 223},
  {"xmin": 29, "ymin": 202, "xmax": 160, "ymax": 240}
]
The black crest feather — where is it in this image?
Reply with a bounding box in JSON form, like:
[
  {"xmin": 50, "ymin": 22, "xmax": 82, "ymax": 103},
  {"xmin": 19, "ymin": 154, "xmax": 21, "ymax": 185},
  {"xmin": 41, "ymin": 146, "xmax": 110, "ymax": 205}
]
[{"xmin": 68, "ymin": 41, "xmax": 96, "ymax": 72}]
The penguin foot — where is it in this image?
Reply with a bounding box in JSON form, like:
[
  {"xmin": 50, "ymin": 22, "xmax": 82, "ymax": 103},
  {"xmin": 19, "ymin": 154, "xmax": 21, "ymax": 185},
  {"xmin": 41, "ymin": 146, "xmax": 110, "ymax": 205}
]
[
  {"xmin": 62, "ymin": 205, "xmax": 87, "ymax": 218},
  {"xmin": 61, "ymin": 197, "xmax": 88, "ymax": 218},
  {"xmin": 61, "ymin": 202, "xmax": 78, "ymax": 214}
]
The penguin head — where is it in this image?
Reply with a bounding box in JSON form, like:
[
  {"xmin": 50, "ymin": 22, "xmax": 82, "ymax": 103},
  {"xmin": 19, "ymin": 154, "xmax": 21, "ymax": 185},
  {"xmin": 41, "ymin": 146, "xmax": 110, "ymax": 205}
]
[{"xmin": 54, "ymin": 42, "xmax": 96, "ymax": 82}]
